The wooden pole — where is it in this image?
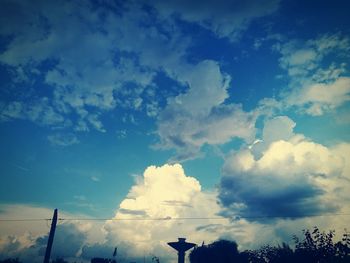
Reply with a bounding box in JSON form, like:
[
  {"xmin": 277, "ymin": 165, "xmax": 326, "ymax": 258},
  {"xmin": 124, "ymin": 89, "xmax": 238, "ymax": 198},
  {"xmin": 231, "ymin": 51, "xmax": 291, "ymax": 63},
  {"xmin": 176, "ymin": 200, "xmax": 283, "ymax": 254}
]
[{"xmin": 44, "ymin": 208, "xmax": 58, "ymax": 263}]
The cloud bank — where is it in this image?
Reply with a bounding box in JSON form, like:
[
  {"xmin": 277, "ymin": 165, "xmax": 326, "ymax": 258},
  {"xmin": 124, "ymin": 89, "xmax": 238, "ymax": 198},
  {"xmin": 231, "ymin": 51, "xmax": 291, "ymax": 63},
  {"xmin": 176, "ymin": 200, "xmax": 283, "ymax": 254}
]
[
  {"xmin": 1, "ymin": 159, "xmax": 350, "ymax": 262},
  {"xmin": 219, "ymin": 116, "xmax": 350, "ymax": 221}
]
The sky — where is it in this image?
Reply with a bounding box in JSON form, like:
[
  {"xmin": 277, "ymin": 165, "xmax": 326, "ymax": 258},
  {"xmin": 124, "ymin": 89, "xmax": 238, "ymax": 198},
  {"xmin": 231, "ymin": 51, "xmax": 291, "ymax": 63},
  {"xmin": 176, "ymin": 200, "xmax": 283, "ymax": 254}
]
[{"xmin": 0, "ymin": 0, "xmax": 350, "ymax": 262}]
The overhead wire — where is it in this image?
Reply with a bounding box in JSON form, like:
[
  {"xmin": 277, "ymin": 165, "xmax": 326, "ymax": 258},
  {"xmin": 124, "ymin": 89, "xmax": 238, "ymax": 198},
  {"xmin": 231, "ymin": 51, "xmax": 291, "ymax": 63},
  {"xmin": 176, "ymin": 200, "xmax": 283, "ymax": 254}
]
[{"xmin": 1, "ymin": 213, "xmax": 350, "ymax": 222}]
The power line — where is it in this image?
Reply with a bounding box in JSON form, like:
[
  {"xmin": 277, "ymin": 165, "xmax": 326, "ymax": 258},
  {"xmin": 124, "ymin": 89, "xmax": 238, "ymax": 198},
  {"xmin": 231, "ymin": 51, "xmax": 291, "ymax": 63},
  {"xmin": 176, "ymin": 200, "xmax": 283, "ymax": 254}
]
[
  {"xmin": 1, "ymin": 213, "xmax": 350, "ymax": 222},
  {"xmin": 0, "ymin": 218, "xmax": 52, "ymax": 222}
]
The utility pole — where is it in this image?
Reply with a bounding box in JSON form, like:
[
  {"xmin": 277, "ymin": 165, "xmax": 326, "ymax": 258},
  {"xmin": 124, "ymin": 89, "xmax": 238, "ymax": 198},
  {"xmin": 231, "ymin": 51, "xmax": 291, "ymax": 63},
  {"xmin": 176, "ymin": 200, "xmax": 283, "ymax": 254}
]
[
  {"xmin": 44, "ymin": 208, "xmax": 58, "ymax": 263},
  {"xmin": 113, "ymin": 247, "xmax": 117, "ymax": 263}
]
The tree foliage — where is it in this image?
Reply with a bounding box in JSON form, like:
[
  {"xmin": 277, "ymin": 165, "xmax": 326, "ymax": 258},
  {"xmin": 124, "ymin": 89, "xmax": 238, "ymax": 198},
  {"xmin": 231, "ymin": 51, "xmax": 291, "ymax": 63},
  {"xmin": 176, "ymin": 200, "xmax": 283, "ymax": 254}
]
[
  {"xmin": 0, "ymin": 259, "xmax": 22, "ymax": 263},
  {"xmin": 51, "ymin": 258, "xmax": 70, "ymax": 263},
  {"xmin": 190, "ymin": 240, "xmax": 249, "ymax": 263},
  {"xmin": 291, "ymin": 227, "xmax": 350, "ymax": 262},
  {"xmin": 189, "ymin": 227, "xmax": 350, "ymax": 263}
]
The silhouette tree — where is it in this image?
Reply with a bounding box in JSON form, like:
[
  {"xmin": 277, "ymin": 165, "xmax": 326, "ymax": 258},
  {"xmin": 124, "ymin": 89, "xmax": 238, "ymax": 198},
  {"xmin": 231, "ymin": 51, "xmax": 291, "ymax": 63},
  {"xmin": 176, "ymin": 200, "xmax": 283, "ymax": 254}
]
[
  {"xmin": 152, "ymin": 255, "xmax": 160, "ymax": 263},
  {"xmin": 91, "ymin": 258, "xmax": 116, "ymax": 263},
  {"xmin": 189, "ymin": 227, "xmax": 350, "ymax": 263},
  {"xmin": 248, "ymin": 227, "xmax": 350, "ymax": 263},
  {"xmin": 292, "ymin": 227, "xmax": 350, "ymax": 262},
  {"xmin": 246, "ymin": 243, "xmax": 296, "ymax": 263},
  {"xmin": 51, "ymin": 258, "xmax": 69, "ymax": 263},
  {"xmin": 190, "ymin": 240, "xmax": 249, "ymax": 263},
  {"xmin": 0, "ymin": 259, "xmax": 22, "ymax": 263}
]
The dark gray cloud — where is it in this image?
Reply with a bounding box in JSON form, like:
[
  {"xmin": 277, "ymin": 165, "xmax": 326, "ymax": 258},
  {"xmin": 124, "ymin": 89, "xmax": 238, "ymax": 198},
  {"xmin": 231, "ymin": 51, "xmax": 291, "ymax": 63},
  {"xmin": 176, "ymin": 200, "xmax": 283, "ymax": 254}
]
[
  {"xmin": 219, "ymin": 174, "xmax": 337, "ymax": 222},
  {"xmin": 119, "ymin": 208, "xmax": 147, "ymax": 216},
  {"xmin": 0, "ymin": 223, "xmax": 86, "ymax": 262},
  {"xmin": 50, "ymin": 223, "xmax": 87, "ymax": 258},
  {"xmin": 162, "ymin": 200, "xmax": 192, "ymax": 207},
  {"xmin": 0, "ymin": 236, "xmax": 22, "ymax": 260},
  {"xmin": 217, "ymin": 116, "xmax": 346, "ymax": 222},
  {"xmin": 32, "ymin": 223, "xmax": 86, "ymax": 260}
]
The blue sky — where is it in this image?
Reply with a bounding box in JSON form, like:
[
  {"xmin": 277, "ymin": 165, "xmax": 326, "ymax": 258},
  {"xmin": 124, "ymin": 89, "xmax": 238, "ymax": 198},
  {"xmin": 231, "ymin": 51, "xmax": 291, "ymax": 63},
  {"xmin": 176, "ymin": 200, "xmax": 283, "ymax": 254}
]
[{"xmin": 1, "ymin": 0, "xmax": 350, "ymax": 262}]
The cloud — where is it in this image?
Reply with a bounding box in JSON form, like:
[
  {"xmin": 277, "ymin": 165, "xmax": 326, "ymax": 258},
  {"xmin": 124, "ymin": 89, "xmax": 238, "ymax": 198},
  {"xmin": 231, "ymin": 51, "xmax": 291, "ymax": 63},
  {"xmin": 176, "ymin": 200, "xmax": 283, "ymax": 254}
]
[
  {"xmin": 0, "ymin": 0, "xmax": 269, "ymax": 157},
  {"xmin": 42, "ymin": 223, "xmax": 87, "ymax": 259},
  {"xmin": 219, "ymin": 116, "xmax": 350, "ymax": 221},
  {"xmin": 0, "ymin": 99, "xmax": 67, "ymax": 127},
  {"xmin": 1, "ymin": 156, "xmax": 350, "ymax": 262},
  {"xmin": 169, "ymin": 60, "xmax": 230, "ymax": 115},
  {"xmin": 0, "ymin": 204, "xmax": 107, "ymax": 262},
  {"xmin": 259, "ymin": 115, "xmax": 295, "ymax": 146},
  {"xmin": 286, "ymin": 77, "xmax": 350, "ymax": 116},
  {"xmin": 0, "ymin": 223, "xmax": 87, "ymax": 262},
  {"xmin": 149, "ymin": 0, "xmax": 280, "ymax": 40},
  {"xmin": 0, "ymin": 166, "xmax": 227, "ymax": 262},
  {"xmin": 0, "ymin": 205, "xmax": 59, "ymax": 237},
  {"xmin": 274, "ymin": 33, "xmax": 350, "ymax": 115},
  {"xmin": 103, "ymin": 163, "xmax": 229, "ymax": 258},
  {"xmin": 91, "ymin": 163, "xmax": 350, "ymax": 257},
  {"xmin": 90, "ymin": 176, "xmax": 100, "ymax": 182},
  {"xmin": 277, "ymin": 34, "xmax": 349, "ymax": 78},
  {"xmin": 0, "ymin": 204, "xmax": 98, "ymax": 237},
  {"xmin": 156, "ymin": 60, "xmax": 256, "ymax": 161},
  {"xmin": 0, "ymin": 0, "xmax": 279, "ymax": 137},
  {"xmin": 0, "ymin": 0, "xmax": 187, "ymax": 131},
  {"xmin": 104, "ymin": 162, "xmax": 350, "ymax": 255},
  {"xmin": 0, "ymin": 205, "xmax": 87, "ymax": 262},
  {"xmin": 47, "ymin": 133, "xmax": 79, "ymax": 147}
]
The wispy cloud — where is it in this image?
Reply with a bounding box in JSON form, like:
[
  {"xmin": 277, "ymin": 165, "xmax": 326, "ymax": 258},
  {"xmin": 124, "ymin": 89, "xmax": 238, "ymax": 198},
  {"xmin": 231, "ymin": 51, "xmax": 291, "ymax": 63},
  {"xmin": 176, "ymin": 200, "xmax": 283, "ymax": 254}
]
[
  {"xmin": 90, "ymin": 176, "xmax": 100, "ymax": 182},
  {"xmin": 149, "ymin": 0, "xmax": 280, "ymax": 40},
  {"xmin": 47, "ymin": 133, "xmax": 79, "ymax": 147},
  {"xmin": 273, "ymin": 33, "xmax": 350, "ymax": 115}
]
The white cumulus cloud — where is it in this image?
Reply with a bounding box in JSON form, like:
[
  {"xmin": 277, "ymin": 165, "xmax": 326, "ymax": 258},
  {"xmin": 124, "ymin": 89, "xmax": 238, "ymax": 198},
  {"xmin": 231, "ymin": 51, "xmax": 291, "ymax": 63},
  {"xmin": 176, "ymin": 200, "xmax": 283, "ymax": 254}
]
[
  {"xmin": 156, "ymin": 61, "xmax": 256, "ymax": 161},
  {"xmin": 220, "ymin": 116, "xmax": 350, "ymax": 220},
  {"xmin": 286, "ymin": 77, "xmax": 350, "ymax": 116},
  {"xmin": 104, "ymin": 164, "xmax": 226, "ymax": 258}
]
